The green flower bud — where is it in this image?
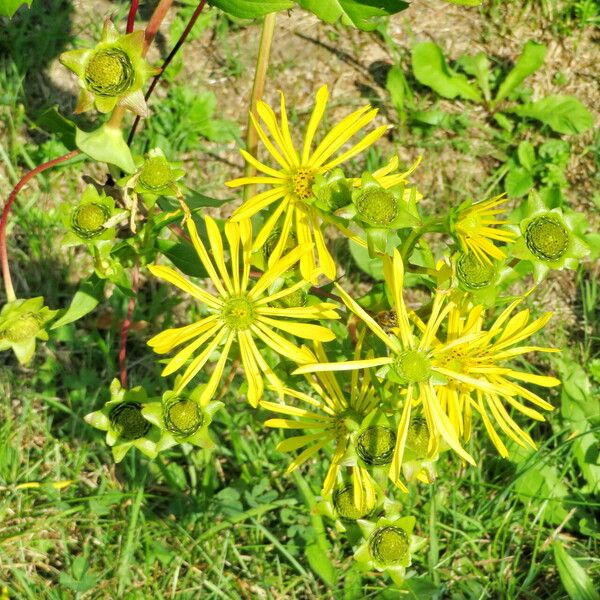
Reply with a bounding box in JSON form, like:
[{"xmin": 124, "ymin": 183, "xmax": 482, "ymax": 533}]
[
  {"xmin": 456, "ymin": 252, "xmax": 497, "ymax": 289},
  {"xmin": 138, "ymin": 156, "xmax": 174, "ymax": 192},
  {"xmin": 84, "ymin": 48, "xmax": 134, "ymax": 96},
  {"xmin": 368, "ymin": 526, "xmax": 409, "ymax": 565},
  {"xmin": 525, "ymin": 215, "xmax": 569, "ymax": 261},
  {"xmin": 356, "ymin": 426, "xmax": 396, "ymax": 466},
  {"xmin": 163, "ymin": 396, "xmax": 203, "ymax": 437},
  {"xmin": 110, "ymin": 402, "xmax": 150, "ymax": 441},
  {"xmin": 333, "ymin": 484, "xmax": 371, "ymax": 521},
  {"xmin": 1, "ymin": 312, "xmax": 42, "ymax": 343},
  {"xmin": 71, "ymin": 202, "xmax": 111, "ymax": 239},
  {"xmin": 406, "ymin": 418, "xmax": 430, "ymax": 459}
]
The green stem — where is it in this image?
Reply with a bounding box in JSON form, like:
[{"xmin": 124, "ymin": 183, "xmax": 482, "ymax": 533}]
[
  {"xmin": 400, "ymin": 220, "xmax": 445, "ymax": 264},
  {"xmin": 292, "ymin": 471, "xmax": 330, "ymax": 554},
  {"xmin": 243, "ymin": 12, "xmax": 277, "ymax": 201}
]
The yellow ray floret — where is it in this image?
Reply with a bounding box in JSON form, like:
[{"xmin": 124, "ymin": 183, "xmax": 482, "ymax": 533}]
[
  {"xmin": 226, "ymin": 85, "xmax": 388, "ymax": 283},
  {"xmin": 147, "ymin": 215, "xmax": 340, "ymax": 407}
]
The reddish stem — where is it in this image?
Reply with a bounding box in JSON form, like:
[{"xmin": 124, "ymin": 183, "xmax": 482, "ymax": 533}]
[
  {"xmin": 129, "ymin": 0, "xmax": 208, "ymax": 145},
  {"xmin": 0, "ymin": 150, "xmax": 81, "ymax": 302},
  {"xmin": 144, "ymin": 0, "xmax": 175, "ymax": 53},
  {"xmin": 119, "ymin": 263, "xmax": 140, "ymax": 388},
  {"xmin": 126, "ymin": 0, "xmax": 140, "ymax": 33}
]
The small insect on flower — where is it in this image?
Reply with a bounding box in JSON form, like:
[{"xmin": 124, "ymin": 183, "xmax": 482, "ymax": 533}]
[
  {"xmin": 59, "ymin": 19, "xmax": 159, "ymax": 117},
  {"xmin": 147, "ymin": 215, "xmax": 339, "ymax": 406},
  {"xmin": 226, "ymin": 85, "xmax": 388, "ymax": 282},
  {"xmin": 84, "ymin": 379, "xmax": 161, "ymax": 463},
  {"xmin": 451, "ymin": 194, "xmax": 517, "ymax": 265},
  {"xmin": 0, "ymin": 297, "xmax": 57, "ymax": 364}
]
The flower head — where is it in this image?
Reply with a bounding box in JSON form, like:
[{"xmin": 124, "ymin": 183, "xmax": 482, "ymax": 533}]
[
  {"xmin": 452, "ymin": 194, "xmax": 517, "ymax": 265},
  {"xmin": 226, "ymin": 85, "xmax": 387, "ymax": 282},
  {"xmin": 60, "ymin": 184, "xmax": 127, "ymax": 246},
  {"xmin": 142, "ymin": 380, "xmax": 223, "ymax": 452},
  {"xmin": 84, "ymin": 379, "xmax": 160, "ymax": 463},
  {"xmin": 511, "ymin": 194, "xmax": 590, "ymax": 281},
  {"xmin": 0, "ymin": 297, "xmax": 57, "ymax": 364},
  {"xmin": 59, "ymin": 20, "xmax": 159, "ymax": 116},
  {"xmin": 147, "ymin": 215, "xmax": 339, "ymax": 406}
]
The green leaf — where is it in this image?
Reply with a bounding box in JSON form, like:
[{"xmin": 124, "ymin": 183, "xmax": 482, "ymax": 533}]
[
  {"xmin": 305, "ymin": 542, "xmax": 337, "ymax": 586},
  {"xmin": 35, "ymin": 106, "xmax": 77, "ymax": 150},
  {"xmin": 553, "ymin": 540, "xmax": 600, "ymax": 600},
  {"xmin": 505, "ymin": 166, "xmax": 533, "ymax": 197},
  {"xmin": 411, "ymin": 42, "xmax": 482, "ymax": 101},
  {"xmin": 208, "ymin": 0, "xmax": 293, "ymax": 18},
  {"xmin": 510, "ymin": 95, "xmax": 594, "ymax": 135},
  {"xmin": 76, "ymin": 124, "xmax": 136, "ymax": 173},
  {"xmin": 349, "ymin": 239, "xmax": 384, "ymax": 280},
  {"xmin": 51, "ymin": 276, "xmax": 105, "ymax": 329},
  {"xmin": 0, "ymin": 0, "xmax": 32, "ymax": 18},
  {"xmin": 517, "ymin": 140, "xmax": 536, "ymax": 171},
  {"xmin": 386, "ymin": 66, "xmax": 410, "ymax": 123},
  {"xmin": 300, "ymin": 0, "xmax": 409, "ymax": 31},
  {"xmin": 156, "ymin": 238, "xmax": 207, "ymax": 279},
  {"xmin": 493, "ymin": 41, "xmax": 546, "ymax": 105},
  {"xmin": 457, "ymin": 52, "xmax": 491, "ymax": 100}
]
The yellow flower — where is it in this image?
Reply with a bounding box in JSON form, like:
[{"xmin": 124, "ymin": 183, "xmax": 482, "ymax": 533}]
[
  {"xmin": 147, "ymin": 216, "xmax": 339, "ymax": 406},
  {"xmin": 226, "ymin": 85, "xmax": 387, "ymax": 282},
  {"xmin": 453, "ymin": 194, "xmax": 517, "ymax": 265},
  {"xmin": 295, "ymin": 250, "xmax": 559, "ymax": 489},
  {"xmin": 262, "ymin": 334, "xmax": 381, "ymax": 512},
  {"xmin": 434, "ymin": 295, "xmax": 559, "ymax": 458}
]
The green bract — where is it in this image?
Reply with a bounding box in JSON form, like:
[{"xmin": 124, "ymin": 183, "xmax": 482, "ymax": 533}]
[
  {"xmin": 84, "ymin": 379, "xmax": 161, "ymax": 463},
  {"xmin": 511, "ymin": 194, "xmax": 590, "ymax": 281},
  {"xmin": 354, "ymin": 514, "xmax": 423, "ymax": 585},
  {"xmin": 59, "ymin": 19, "xmax": 159, "ymax": 117},
  {"xmin": 60, "ymin": 184, "xmax": 127, "ymax": 246},
  {"xmin": 141, "ymin": 381, "xmax": 223, "ymax": 452},
  {"xmin": 0, "ymin": 297, "xmax": 57, "ymax": 364},
  {"xmin": 119, "ymin": 148, "xmax": 186, "ymax": 207}
]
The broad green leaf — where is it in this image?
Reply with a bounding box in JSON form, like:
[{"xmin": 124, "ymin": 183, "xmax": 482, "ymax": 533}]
[
  {"xmin": 186, "ymin": 189, "xmax": 232, "ymax": 209},
  {"xmin": 517, "ymin": 140, "xmax": 536, "ymax": 171},
  {"xmin": 156, "ymin": 238, "xmax": 207, "ymax": 279},
  {"xmin": 349, "ymin": 239, "xmax": 384, "ymax": 280},
  {"xmin": 36, "ymin": 106, "xmax": 77, "ymax": 150},
  {"xmin": 505, "ymin": 166, "xmax": 533, "ymax": 197},
  {"xmin": 0, "ymin": 0, "xmax": 32, "ymax": 18},
  {"xmin": 299, "ymin": 0, "xmax": 409, "ymax": 31},
  {"xmin": 305, "ymin": 542, "xmax": 337, "ymax": 586},
  {"xmin": 573, "ymin": 432, "xmax": 600, "ymax": 494},
  {"xmin": 457, "ymin": 52, "xmax": 491, "ymax": 101},
  {"xmin": 208, "ymin": 0, "xmax": 293, "ymax": 18},
  {"xmin": 76, "ymin": 124, "xmax": 136, "ymax": 173},
  {"xmin": 411, "ymin": 42, "xmax": 482, "ymax": 101},
  {"xmin": 510, "ymin": 95, "xmax": 594, "ymax": 135},
  {"xmin": 553, "ymin": 540, "xmax": 600, "ymax": 600},
  {"xmin": 386, "ymin": 65, "xmax": 410, "ymax": 123},
  {"xmin": 493, "ymin": 41, "xmax": 547, "ymax": 105},
  {"xmin": 51, "ymin": 276, "xmax": 105, "ymax": 329}
]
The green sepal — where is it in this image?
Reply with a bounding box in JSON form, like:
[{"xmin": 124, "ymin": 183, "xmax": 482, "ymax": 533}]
[
  {"xmin": 311, "ymin": 168, "xmax": 352, "ymax": 213},
  {"xmin": 76, "ymin": 124, "xmax": 136, "ymax": 173}
]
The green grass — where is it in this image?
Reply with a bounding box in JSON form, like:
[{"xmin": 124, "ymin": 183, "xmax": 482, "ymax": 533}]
[{"xmin": 1, "ymin": 0, "xmax": 599, "ymax": 598}]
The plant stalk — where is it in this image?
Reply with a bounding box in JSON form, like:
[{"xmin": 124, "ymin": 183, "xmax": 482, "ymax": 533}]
[
  {"xmin": 118, "ymin": 263, "xmax": 140, "ymax": 388},
  {"xmin": 126, "ymin": 0, "xmax": 140, "ymax": 33},
  {"xmin": 243, "ymin": 12, "xmax": 277, "ymax": 201}
]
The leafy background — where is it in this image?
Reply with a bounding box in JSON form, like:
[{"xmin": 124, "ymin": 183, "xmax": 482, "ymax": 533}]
[{"xmin": 0, "ymin": 0, "xmax": 599, "ymax": 598}]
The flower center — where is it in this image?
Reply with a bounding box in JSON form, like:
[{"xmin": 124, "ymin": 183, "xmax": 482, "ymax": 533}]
[
  {"xmin": 164, "ymin": 397, "xmax": 203, "ymax": 437},
  {"xmin": 456, "ymin": 252, "xmax": 496, "ymax": 289},
  {"xmin": 333, "ymin": 484, "xmax": 370, "ymax": 521},
  {"xmin": 1, "ymin": 313, "xmax": 41, "ymax": 343},
  {"xmin": 356, "ymin": 426, "xmax": 396, "ymax": 466},
  {"xmin": 85, "ymin": 48, "xmax": 135, "ymax": 96},
  {"xmin": 291, "ymin": 167, "xmax": 315, "ymax": 201},
  {"xmin": 525, "ymin": 216, "xmax": 569, "ymax": 261},
  {"xmin": 394, "ymin": 350, "xmax": 431, "ymax": 384},
  {"xmin": 72, "ymin": 203, "xmax": 110, "ymax": 239},
  {"xmin": 406, "ymin": 417, "xmax": 430, "ymax": 459},
  {"xmin": 355, "ymin": 188, "xmax": 398, "ymax": 226},
  {"xmin": 221, "ymin": 295, "xmax": 256, "ymax": 330},
  {"xmin": 458, "ymin": 214, "xmax": 480, "ymax": 235},
  {"xmin": 369, "ymin": 526, "xmax": 409, "ymax": 565},
  {"xmin": 139, "ymin": 157, "xmax": 173, "ymax": 191},
  {"xmin": 110, "ymin": 403, "xmax": 150, "ymax": 441}
]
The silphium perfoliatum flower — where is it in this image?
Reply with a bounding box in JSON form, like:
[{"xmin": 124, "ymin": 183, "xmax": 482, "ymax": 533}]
[
  {"xmin": 0, "ymin": 297, "xmax": 57, "ymax": 364},
  {"xmin": 59, "ymin": 19, "xmax": 159, "ymax": 117},
  {"xmin": 141, "ymin": 380, "xmax": 223, "ymax": 452},
  {"xmin": 84, "ymin": 379, "xmax": 161, "ymax": 463},
  {"xmin": 354, "ymin": 514, "xmax": 424, "ymax": 585},
  {"xmin": 511, "ymin": 193, "xmax": 590, "ymax": 281},
  {"xmin": 60, "ymin": 184, "xmax": 127, "ymax": 247},
  {"xmin": 119, "ymin": 148, "xmax": 186, "ymax": 208}
]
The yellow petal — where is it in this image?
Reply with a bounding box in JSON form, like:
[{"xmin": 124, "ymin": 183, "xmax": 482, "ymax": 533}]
[
  {"xmin": 258, "ymin": 315, "xmax": 335, "ymax": 342},
  {"xmin": 205, "ymin": 215, "xmax": 234, "ymax": 295},
  {"xmin": 294, "ymin": 356, "xmax": 393, "ymax": 375},
  {"xmin": 238, "ymin": 330, "xmax": 263, "ymax": 407},
  {"xmin": 147, "ymin": 265, "xmax": 221, "ymax": 309},
  {"xmin": 148, "ymin": 315, "xmax": 219, "ymax": 354},
  {"xmin": 230, "ymin": 186, "xmax": 287, "ymax": 222},
  {"xmin": 161, "ymin": 323, "xmax": 222, "ymax": 376},
  {"xmin": 302, "ymin": 85, "xmax": 329, "ymax": 164},
  {"xmin": 197, "ymin": 331, "xmax": 236, "ymax": 405},
  {"xmin": 319, "ymin": 125, "xmax": 388, "ymax": 172}
]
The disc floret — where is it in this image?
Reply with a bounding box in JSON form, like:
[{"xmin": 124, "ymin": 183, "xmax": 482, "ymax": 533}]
[
  {"xmin": 221, "ymin": 295, "xmax": 256, "ymax": 331},
  {"xmin": 393, "ymin": 350, "xmax": 432, "ymax": 384}
]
